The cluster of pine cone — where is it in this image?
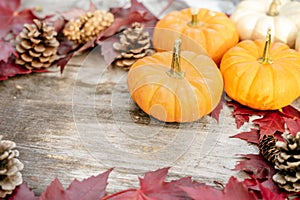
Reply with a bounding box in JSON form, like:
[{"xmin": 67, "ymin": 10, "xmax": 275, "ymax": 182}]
[
  {"xmin": 0, "ymin": 136, "xmax": 23, "ymax": 198},
  {"xmin": 15, "ymin": 10, "xmax": 115, "ymax": 70},
  {"xmin": 259, "ymin": 132, "xmax": 300, "ymax": 192}
]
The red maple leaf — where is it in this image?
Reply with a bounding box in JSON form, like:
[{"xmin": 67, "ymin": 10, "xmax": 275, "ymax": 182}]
[
  {"xmin": 103, "ymin": 167, "xmax": 201, "ymax": 200},
  {"xmin": 99, "ymin": 0, "xmax": 159, "ymax": 66},
  {"xmin": 59, "ymin": 1, "xmax": 97, "ymax": 21},
  {"xmin": 181, "ymin": 176, "xmax": 257, "ymax": 200},
  {"xmin": 0, "ymin": 0, "xmax": 42, "ymax": 38},
  {"xmin": 253, "ymin": 112, "xmax": 285, "ymax": 138},
  {"xmin": 231, "ymin": 129, "xmax": 260, "ymax": 144},
  {"xmin": 280, "ymin": 105, "xmax": 300, "ymax": 119},
  {"xmin": 40, "ymin": 169, "xmax": 111, "ymax": 200},
  {"xmin": 226, "ymin": 100, "xmax": 267, "ymax": 128},
  {"xmin": 0, "ymin": 40, "xmax": 17, "ymax": 63},
  {"xmin": 7, "ymin": 183, "xmax": 38, "ymax": 200},
  {"xmin": 0, "ymin": 58, "xmax": 31, "ymax": 80},
  {"xmin": 234, "ymin": 154, "xmax": 274, "ymax": 180},
  {"xmin": 284, "ymin": 118, "xmax": 300, "ymax": 135},
  {"xmin": 210, "ymin": 95, "xmax": 224, "ymax": 122}
]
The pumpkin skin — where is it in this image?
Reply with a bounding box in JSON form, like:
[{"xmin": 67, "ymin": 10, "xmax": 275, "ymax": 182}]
[
  {"xmin": 153, "ymin": 8, "xmax": 239, "ymax": 65},
  {"xmin": 296, "ymin": 32, "xmax": 300, "ymax": 52},
  {"xmin": 220, "ymin": 39, "xmax": 300, "ymax": 110},
  {"xmin": 127, "ymin": 43, "xmax": 223, "ymax": 122},
  {"xmin": 230, "ymin": 0, "xmax": 300, "ymax": 47}
]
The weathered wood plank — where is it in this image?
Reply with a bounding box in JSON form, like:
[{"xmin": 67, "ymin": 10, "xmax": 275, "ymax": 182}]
[
  {"xmin": 2, "ymin": 45, "xmax": 283, "ymax": 195},
  {"xmin": 1, "ymin": 0, "xmax": 299, "ymax": 196}
]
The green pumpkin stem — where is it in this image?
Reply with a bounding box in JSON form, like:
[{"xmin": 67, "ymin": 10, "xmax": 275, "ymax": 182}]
[
  {"xmin": 167, "ymin": 39, "xmax": 185, "ymax": 78},
  {"xmin": 188, "ymin": 8, "xmax": 200, "ymax": 27},
  {"xmin": 259, "ymin": 28, "xmax": 273, "ymax": 64},
  {"xmin": 267, "ymin": 0, "xmax": 280, "ymax": 16}
]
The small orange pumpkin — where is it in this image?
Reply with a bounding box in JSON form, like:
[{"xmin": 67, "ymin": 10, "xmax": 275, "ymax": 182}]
[
  {"xmin": 220, "ymin": 28, "xmax": 300, "ymax": 110},
  {"xmin": 127, "ymin": 39, "xmax": 223, "ymax": 122},
  {"xmin": 153, "ymin": 8, "xmax": 239, "ymax": 65}
]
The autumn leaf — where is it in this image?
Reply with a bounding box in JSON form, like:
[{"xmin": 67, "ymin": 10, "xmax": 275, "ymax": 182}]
[
  {"xmin": 0, "ymin": 40, "xmax": 17, "ymax": 63},
  {"xmin": 231, "ymin": 129, "xmax": 260, "ymax": 144},
  {"xmin": 280, "ymin": 105, "xmax": 300, "ymax": 119},
  {"xmin": 99, "ymin": 0, "xmax": 159, "ymax": 66},
  {"xmin": 39, "ymin": 178, "xmax": 65, "ymax": 200},
  {"xmin": 0, "ymin": 0, "xmax": 42, "ymax": 38},
  {"xmin": 210, "ymin": 95, "xmax": 224, "ymax": 122},
  {"xmin": 103, "ymin": 167, "xmax": 201, "ymax": 200},
  {"xmin": 0, "ymin": 58, "xmax": 31, "ymax": 80},
  {"xmin": 181, "ymin": 177, "xmax": 257, "ymax": 200},
  {"xmin": 8, "ymin": 183, "xmax": 38, "ymax": 200},
  {"xmin": 253, "ymin": 112, "xmax": 285, "ymax": 138},
  {"xmin": 40, "ymin": 169, "xmax": 112, "ymax": 200},
  {"xmin": 226, "ymin": 100, "xmax": 267, "ymax": 128},
  {"xmin": 59, "ymin": 1, "xmax": 97, "ymax": 21},
  {"xmin": 257, "ymin": 180, "xmax": 286, "ymax": 200},
  {"xmin": 234, "ymin": 154, "xmax": 274, "ymax": 180},
  {"xmin": 284, "ymin": 118, "xmax": 300, "ymax": 135}
]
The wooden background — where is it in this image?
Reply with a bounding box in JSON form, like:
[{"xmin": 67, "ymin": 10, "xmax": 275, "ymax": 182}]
[{"xmin": 0, "ymin": 0, "xmax": 299, "ymax": 195}]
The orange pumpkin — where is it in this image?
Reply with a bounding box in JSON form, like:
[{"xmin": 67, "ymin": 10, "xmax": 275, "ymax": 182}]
[
  {"xmin": 127, "ymin": 39, "xmax": 223, "ymax": 122},
  {"xmin": 153, "ymin": 8, "xmax": 239, "ymax": 65},
  {"xmin": 220, "ymin": 29, "xmax": 300, "ymax": 110}
]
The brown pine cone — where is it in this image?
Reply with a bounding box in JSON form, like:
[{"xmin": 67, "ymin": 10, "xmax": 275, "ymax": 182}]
[
  {"xmin": 258, "ymin": 135, "xmax": 279, "ymax": 164},
  {"xmin": 16, "ymin": 19, "xmax": 59, "ymax": 70},
  {"xmin": 272, "ymin": 132, "xmax": 300, "ymax": 192},
  {"xmin": 63, "ymin": 10, "xmax": 114, "ymax": 44},
  {"xmin": 113, "ymin": 22, "xmax": 155, "ymax": 70},
  {"xmin": 0, "ymin": 136, "xmax": 24, "ymax": 198}
]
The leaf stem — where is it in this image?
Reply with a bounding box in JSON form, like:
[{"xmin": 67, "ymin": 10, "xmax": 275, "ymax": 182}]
[
  {"xmin": 267, "ymin": 0, "xmax": 280, "ymax": 16},
  {"xmin": 167, "ymin": 39, "xmax": 185, "ymax": 78},
  {"xmin": 258, "ymin": 28, "xmax": 272, "ymax": 64}
]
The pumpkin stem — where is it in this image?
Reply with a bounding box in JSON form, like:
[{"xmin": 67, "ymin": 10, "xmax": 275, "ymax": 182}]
[
  {"xmin": 188, "ymin": 8, "xmax": 200, "ymax": 27},
  {"xmin": 167, "ymin": 39, "xmax": 185, "ymax": 78},
  {"xmin": 267, "ymin": 0, "xmax": 280, "ymax": 16},
  {"xmin": 259, "ymin": 28, "xmax": 273, "ymax": 64}
]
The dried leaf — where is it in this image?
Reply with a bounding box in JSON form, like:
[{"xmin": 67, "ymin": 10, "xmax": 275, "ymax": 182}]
[
  {"xmin": 181, "ymin": 177, "xmax": 257, "ymax": 200},
  {"xmin": 8, "ymin": 183, "xmax": 38, "ymax": 200},
  {"xmin": 210, "ymin": 96, "xmax": 224, "ymax": 122},
  {"xmin": 65, "ymin": 169, "xmax": 112, "ymax": 199},
  {"xmin": 284, "ymin": 118, "xmax": 300, "ymax": 135},
  {"xmin": 281, "ymin": 105, "xmax": 300, "ymax": 119},
  {"xmin": 0, "ymin": 0, "xmax": 41, "ymax": 38},
  {"xmin": 103, "ymin": 167, "xmax": 200, "ymax": 200},
  {"xmin": 234, "ymin": 114, "xmax": 250, "ymax": 129},
  {"xmin": 100, "ymin": 36, "xmax": 119, "ymax": 67},
  {"xmin": 231, "ymin": 129, "xmax": 260, "ymax": 144},
  {"xmin": 234, "ymin": 154, "xmax": 274, "ymax": 180},
  {"xmin": 56, "ymin": 53, "xmax": 74, "ymax": 74},
  {"xmin": 99, "ymin": 0, "xmax": 158, "ymax": 66},
  {"xmin": 0, "ymin": 40, "xmax": 17, "ymax": 63},
  {"xmin": 253, "ymin": 113, "xmax": 285, "ymax": 138},
  {"xmin": 257, "ymin": 181, "xmax": 286, "ymax": 200},
  {"xmin": 59, "ymin": 1, "xmax": 97, "ymax": 21},
  {"xmin": 40, "ymin": 169, "xmax": 111, "ymax": 200},
  {"xmin": 0, "ymin": 58, "xmax": 31, "ymax": 81},
  {"xmin": 39, "ymin": 178, "xmax": 66, "ymax": 200}
]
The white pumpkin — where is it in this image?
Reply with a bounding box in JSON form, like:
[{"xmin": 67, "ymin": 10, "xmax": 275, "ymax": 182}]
[
  {"xmin": 296, "ymin": 32, "xmax": 300, "ymax": 52},
  {"xmin": 230, "ymin": 0, "xmax": 300, "ymax": 47}
]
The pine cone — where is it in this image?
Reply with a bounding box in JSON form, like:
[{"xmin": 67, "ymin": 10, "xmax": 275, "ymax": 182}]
[
  {"xmin": 113, "ymin": 22, "xmax": 155, "ymax": 70},
  {"xmin": 63, "ymin": 10, "xmax": 114, "ymax": 44},
  {"xmin": 258, "ymin": 135, "xmax": 279, "ymax": 164},
  {"xmin": 0, "ymin": 136, "xmax": 24, "ymax": 198},
  {"xmin": 16, "ymin": 19, "xmax": 59, "ymax": 70},
  {"xmin": 272, "ymin": 132, "xmax": 300, "ymax": 192}
]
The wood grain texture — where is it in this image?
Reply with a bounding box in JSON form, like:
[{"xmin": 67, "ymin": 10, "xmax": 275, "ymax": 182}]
[
  {"xmin": 1, "ymin": 0, "xmax": 299, "ymax": 196},
  {"xmin": 4, "ymin": 45, "xmax": 298, "ymax": 195}
]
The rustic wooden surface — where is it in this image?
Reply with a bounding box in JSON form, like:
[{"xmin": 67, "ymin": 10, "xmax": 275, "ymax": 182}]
[{"xmin": 1, "ymin": 0, "xmax": 299, "ymax": 196}]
